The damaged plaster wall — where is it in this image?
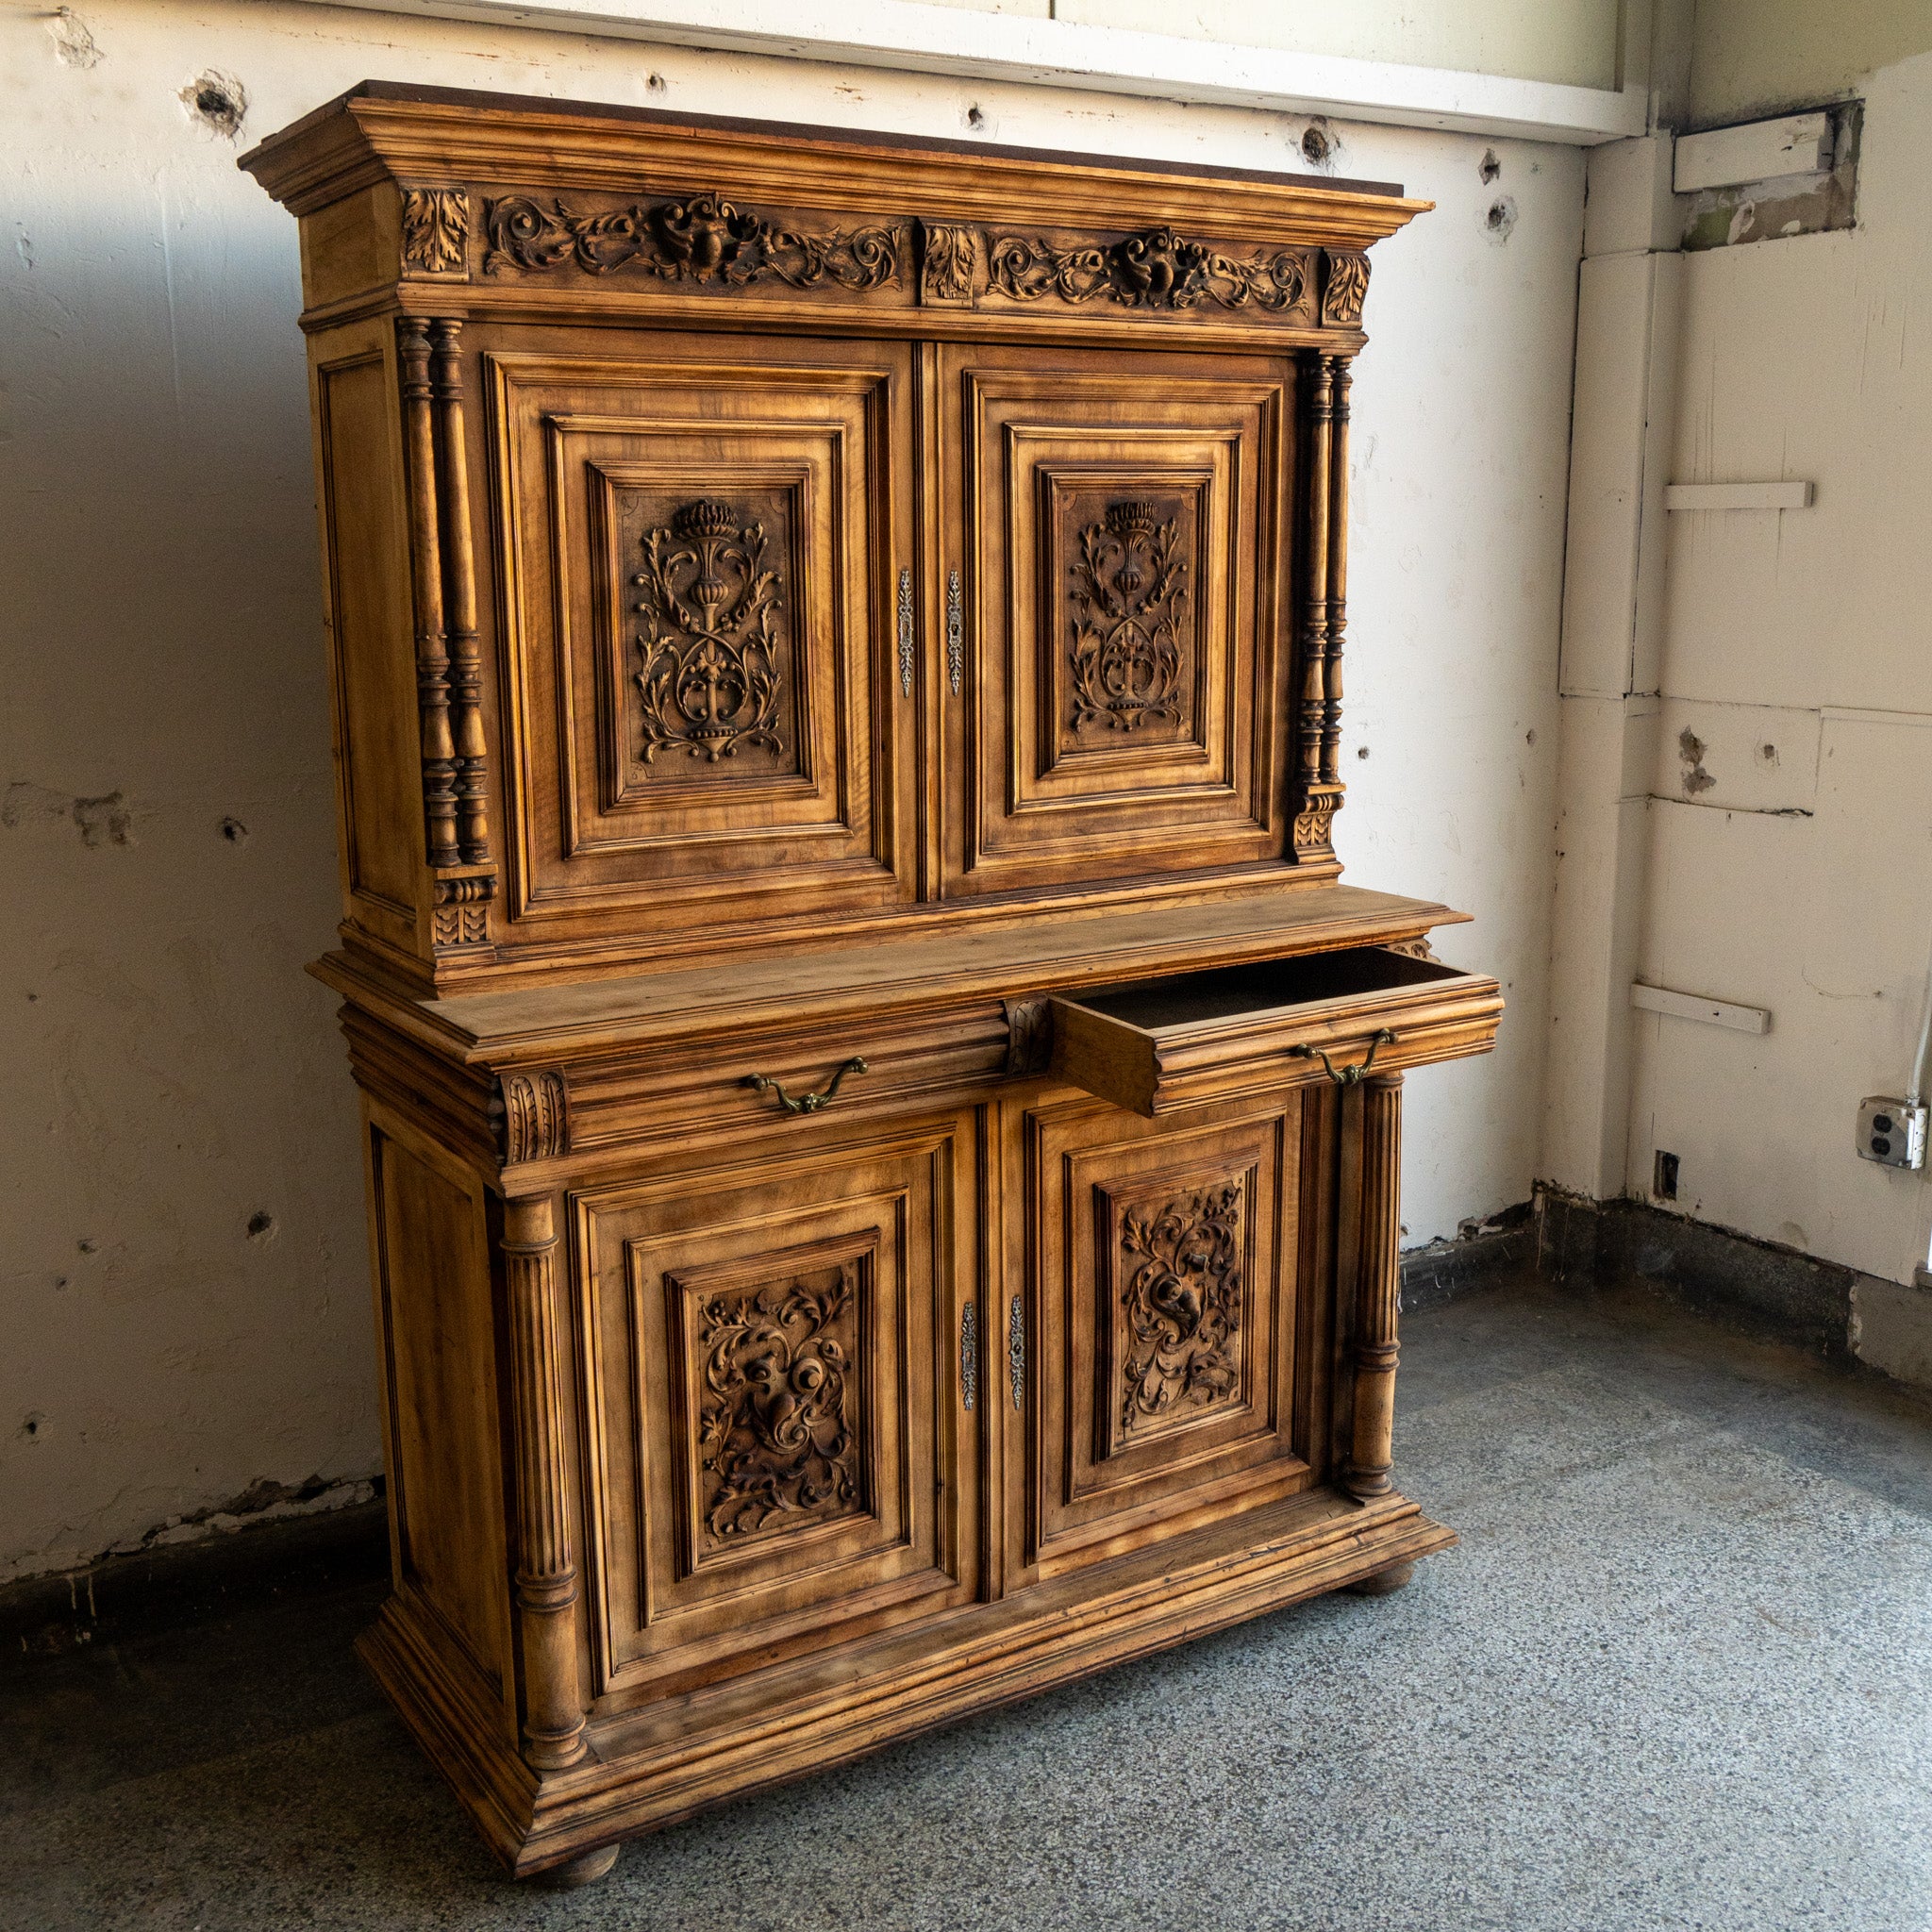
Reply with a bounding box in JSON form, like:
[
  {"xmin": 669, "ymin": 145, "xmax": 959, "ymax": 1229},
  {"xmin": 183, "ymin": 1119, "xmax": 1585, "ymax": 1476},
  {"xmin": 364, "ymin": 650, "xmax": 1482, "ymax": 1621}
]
[
  {"xmin": 0, "ymin": 0, "xmax": 1579, "ymax": 1582},
  {"xmin": 1625, "ymin": 43, "xmax": 1932, "ymax": 1291}
]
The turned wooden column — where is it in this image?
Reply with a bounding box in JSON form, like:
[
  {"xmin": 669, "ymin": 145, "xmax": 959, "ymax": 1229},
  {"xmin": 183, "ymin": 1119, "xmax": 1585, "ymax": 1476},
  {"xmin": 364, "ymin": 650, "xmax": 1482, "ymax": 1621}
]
[
  {"xmin": 396, "ymin": 317, "xmax": 458, "ymax": 869},
  {"xmin": 428, "ymin": 319, "xmax": 491, "ymax": 868},
  {"xmin": 502, "ymin": 1193, "xmax": 588, "ymax": 1771},
  {"xmin": 1344, "ymin": 1071, "xmax": 1404, "ymax": 1500}
]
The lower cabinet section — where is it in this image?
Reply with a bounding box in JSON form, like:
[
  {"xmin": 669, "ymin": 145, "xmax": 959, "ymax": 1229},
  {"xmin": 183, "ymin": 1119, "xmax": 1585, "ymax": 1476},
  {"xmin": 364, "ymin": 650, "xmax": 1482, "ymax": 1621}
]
[{"xmin": 353, "ymin": 1056, "xmax": 1455, "ymax": 1882}]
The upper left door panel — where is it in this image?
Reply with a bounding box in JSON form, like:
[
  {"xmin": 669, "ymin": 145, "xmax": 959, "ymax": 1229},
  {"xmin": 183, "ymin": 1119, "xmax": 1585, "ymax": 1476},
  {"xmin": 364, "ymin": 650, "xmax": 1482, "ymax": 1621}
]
[{"xmin": 486, "ymin": 332, "xmax": 917, "ymax": 956}]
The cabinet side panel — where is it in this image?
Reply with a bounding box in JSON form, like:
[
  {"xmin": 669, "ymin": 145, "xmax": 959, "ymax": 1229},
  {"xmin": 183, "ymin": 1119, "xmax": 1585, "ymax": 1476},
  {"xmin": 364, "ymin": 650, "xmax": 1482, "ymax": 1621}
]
[
  {"xmin": 370, "ymin": 1124, "xmax": 510, "ymax": 1696},
  {"xmin": 316, "ymin": 345, "xmax": 424, "ymax": 934}
]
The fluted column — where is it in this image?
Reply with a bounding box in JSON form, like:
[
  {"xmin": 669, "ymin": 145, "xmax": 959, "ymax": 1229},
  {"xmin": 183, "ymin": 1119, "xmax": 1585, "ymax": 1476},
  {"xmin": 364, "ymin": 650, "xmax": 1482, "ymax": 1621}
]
[
  {"xmin": 1343, "ymin": 1072, "xmax": 1403, "ymax": 1500},
  {"xmin": 503, "ymin": 1193, "xmax": 588, "ymax": 1771}
]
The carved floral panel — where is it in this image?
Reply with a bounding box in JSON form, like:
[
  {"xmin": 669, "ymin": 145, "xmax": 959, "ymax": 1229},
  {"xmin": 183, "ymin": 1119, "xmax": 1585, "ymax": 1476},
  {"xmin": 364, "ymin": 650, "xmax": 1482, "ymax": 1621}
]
[
  {"xmin": 1065, "ymin": 498, "xmax": 1194, "ymax": 739},
  {"xmin": 621, "ymin": 491, "xmax": 803, "ymax": 778},
  {"xmin": 1112, "ymin": 1177, "xmax": 1248, "ymax": 1442},
  {"xmin": 690, "ymin": 1257, "xmax": 867, "ymax": 1548}
]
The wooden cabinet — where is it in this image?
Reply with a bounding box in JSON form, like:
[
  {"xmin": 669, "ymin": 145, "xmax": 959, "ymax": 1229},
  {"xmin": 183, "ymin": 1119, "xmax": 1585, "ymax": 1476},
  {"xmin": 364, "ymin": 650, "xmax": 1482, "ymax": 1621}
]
[{"xmin": 246, "ymin": 84, "xmax": 1501, "ymax": 1887}]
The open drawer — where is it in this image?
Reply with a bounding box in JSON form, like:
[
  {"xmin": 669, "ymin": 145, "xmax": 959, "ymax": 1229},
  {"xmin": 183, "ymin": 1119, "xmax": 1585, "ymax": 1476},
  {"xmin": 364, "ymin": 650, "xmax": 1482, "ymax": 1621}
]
[{"xmin": 1048, "ymin": 946, "xmax": 1504, "ymax": 1116}]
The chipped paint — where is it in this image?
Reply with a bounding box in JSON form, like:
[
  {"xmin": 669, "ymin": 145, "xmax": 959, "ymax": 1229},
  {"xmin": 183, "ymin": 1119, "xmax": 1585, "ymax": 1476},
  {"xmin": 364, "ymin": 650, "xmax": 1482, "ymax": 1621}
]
[{"xmin": 1681, "ymin": 103, "xmax": 1860, "ymax": 251}]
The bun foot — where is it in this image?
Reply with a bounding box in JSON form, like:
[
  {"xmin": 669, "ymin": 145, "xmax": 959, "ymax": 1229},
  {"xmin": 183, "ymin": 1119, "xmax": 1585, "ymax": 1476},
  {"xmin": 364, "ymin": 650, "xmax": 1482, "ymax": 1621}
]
[
  {"xmin": 526, "ymin": 1843, "xmax": 622, "ymax": 1890},
  {"xmin": 1343, "ymin": 1560, "xmax": 1416, "ymax": 1597}
]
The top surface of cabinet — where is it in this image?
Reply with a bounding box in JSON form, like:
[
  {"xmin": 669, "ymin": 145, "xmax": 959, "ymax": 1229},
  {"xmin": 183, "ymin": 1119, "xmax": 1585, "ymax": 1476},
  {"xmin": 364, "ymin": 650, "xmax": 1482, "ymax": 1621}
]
[{"xmin": 245, "ymin": 87, "xmax": 1432, "ymax": 998}]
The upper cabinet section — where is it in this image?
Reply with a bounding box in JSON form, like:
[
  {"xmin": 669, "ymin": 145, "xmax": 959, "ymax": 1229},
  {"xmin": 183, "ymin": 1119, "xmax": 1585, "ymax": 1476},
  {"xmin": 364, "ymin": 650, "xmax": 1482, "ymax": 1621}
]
[{"xmin": 246, "ymin": 86, "xmax": 1425, "ymax": 995}]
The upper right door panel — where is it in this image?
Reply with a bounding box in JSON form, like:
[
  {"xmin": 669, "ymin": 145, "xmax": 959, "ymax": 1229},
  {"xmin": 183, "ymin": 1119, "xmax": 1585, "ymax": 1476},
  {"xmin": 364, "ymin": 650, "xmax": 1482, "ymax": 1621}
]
[{"xmin": 940, "ymin": 342, "xmax": 1295, "ymax": 901}]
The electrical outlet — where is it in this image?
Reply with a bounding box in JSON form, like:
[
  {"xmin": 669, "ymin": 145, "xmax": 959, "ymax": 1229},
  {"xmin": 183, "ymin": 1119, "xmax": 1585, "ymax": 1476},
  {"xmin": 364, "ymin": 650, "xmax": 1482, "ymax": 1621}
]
[{"xmin": 1857, "ymin": 1097, "xmax": 1927, "ymax": 1171}]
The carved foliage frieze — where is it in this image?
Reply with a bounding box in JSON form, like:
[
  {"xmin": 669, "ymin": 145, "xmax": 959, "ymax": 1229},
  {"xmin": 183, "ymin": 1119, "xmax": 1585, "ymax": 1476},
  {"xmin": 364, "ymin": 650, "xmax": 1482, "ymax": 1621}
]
[
  {"xmin": 693, "ymin": 1262, "xmax": 863, "ymax": 1544},
  {"xmin": 1068, "ymin": 500, "xmax": 1191, "ymax": 733},
  {"xmin": 631, "ymin": 498, "xmax": 788, "ymax": 766},
  {"xmin": 485, "ymin": 191, "xmax": 902, "ymax": 289},
  {"xmin": 400, "ymin": 189, "xmax": 469, "ymax": 275},
  {"xmin": 918, "ymin": 218, "xmax": 1310, "ymax": 316},
  {"xmin": 1117, "ymin": 1180, "xmax": 1245, "ymax": 1439}
]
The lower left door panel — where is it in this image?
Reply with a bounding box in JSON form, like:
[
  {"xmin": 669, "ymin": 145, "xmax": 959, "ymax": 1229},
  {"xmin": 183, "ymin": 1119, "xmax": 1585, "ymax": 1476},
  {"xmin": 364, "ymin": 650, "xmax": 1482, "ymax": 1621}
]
[{"xmin": 573, "ymin": 1106, "xmax": 980, "ymax": 1709}]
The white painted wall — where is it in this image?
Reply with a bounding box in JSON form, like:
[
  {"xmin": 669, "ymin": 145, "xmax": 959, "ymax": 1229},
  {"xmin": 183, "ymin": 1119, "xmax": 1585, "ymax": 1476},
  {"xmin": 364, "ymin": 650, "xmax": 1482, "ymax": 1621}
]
[
  {"xmin": 1689, "ymin": 0, "xmax": 1932, "ymax": 125},
  {"xmin": 1624, "ymin": 49, "xmax": 1932, "ymax": 1287},
  {"xmin": 0, "ymin": 0, "xmax": 1578, "ymax": 1582}
]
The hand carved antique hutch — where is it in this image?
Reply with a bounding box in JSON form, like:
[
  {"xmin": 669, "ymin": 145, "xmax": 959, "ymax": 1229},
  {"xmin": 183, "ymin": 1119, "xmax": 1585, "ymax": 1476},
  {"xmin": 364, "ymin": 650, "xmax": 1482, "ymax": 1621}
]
[{"xmin": 243, "ymin": 84, "xmax": 1501, "ymax": 1887}]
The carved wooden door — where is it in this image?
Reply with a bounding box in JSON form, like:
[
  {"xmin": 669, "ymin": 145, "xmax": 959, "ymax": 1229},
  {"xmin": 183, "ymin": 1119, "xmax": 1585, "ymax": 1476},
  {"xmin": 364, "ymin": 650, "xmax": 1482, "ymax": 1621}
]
[
  {"xmin": 484, "ymin": 329, "xmax": 916, "ymax": 954},
  {"xmin": 573, "ymin": 1106, "xmax": 977, "ymax": 1704},
  {"xmin": 999, "ymin": 1086, "xmax": 1321, "ymax": 1589},
  {"xmin": 937, "ymin": 342, "xmax": 1296, "ymax": 900}
]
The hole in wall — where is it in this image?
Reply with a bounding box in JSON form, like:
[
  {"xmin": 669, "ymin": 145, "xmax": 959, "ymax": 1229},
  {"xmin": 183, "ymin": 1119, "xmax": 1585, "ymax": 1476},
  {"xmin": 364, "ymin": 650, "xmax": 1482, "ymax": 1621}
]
[
  {"xmin": 646, "ymin": 72, "xmax": 666, "ymax": 93},
  {"xmin": 179, "ymin": 68, "xmax": 247, "ymax": 140},
  {"xmin": 1301, "ymin": 121, "xmax": 1333, "ymax": 167},
  {"xmin": 1479, "ymin": 147, "xmax": 1502, "ymax": 184},
  {"xmin": 1357, "ymin": 745, "xmax": 1371, "ymax": 760},
  {"xmin": 1483, "ymin": 196, "xmax": 1519, "ymax": 242},
  {"xmin": 246, "ymin": 1211, "xmax": 277, "ymax": 1243},
  {"xmin": 220, "ymin": 816, "xmax": 248, "ymax": 844},
  {"xmin": 1654, "ymin": 1150, "xmax": 1680, "ymax": 1201},
  {"xmin": 965, "ymin": 104, "xmax": 987, "ymax": 131}
]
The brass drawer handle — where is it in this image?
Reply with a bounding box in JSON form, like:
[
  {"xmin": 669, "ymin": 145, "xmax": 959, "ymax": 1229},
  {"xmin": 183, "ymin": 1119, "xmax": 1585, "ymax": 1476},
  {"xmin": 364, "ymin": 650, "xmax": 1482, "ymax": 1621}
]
[
  {"xmin": 742, "ymin": 1057, "xmax": 868, "ymax": 1114},
  {"xmin": 1291, "ymin": 1028, "xmax": 1395, "ymax": 1085}
]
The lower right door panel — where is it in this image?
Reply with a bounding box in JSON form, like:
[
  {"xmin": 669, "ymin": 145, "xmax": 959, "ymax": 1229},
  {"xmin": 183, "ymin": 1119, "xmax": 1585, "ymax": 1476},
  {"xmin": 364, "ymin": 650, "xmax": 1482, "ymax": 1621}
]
[{"xmin": 1002, "ymin": 1083, "xmax": 1337, "ymax": 1589}]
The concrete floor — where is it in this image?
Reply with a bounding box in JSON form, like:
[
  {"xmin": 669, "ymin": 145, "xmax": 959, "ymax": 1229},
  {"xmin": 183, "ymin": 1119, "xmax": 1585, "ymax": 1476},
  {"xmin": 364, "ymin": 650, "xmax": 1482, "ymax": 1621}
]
[{"xmin": 7, "ymin": 1276, "xmax": 1932, "ymax": 1932}]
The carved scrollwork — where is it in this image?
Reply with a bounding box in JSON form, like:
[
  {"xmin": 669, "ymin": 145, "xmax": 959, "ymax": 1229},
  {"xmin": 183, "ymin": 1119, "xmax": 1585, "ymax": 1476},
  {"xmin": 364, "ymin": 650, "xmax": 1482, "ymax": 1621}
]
[
  {"xmin": 1383, "ymin": 936, "xmax": 1439, "ymax": 962},
  {"xmin": 1003, "ymin": 997, "xmax": 1052, "ymax": 1077},
  {"xmin": 633, "ymin": 499, "xmax": 785, "ymax": 764},
  {"xmin": 1321, "ymin": 249, "xmax": 1371, "ymax": 326},
  {"xmin": 484, "ymin": 191, "xmax": 901, "ymax": 289},
  {"xmin": 1292, "ymin": 804, "xmax": 1337, "ymax": 858},
  {"xmin": 696, "ymin": 1268, "xmax": 860, "ymax": 1541},
  {"xmin": 499, "ymin": 1070, "xmax": 569, "ymax": 1164},
  {"xmin": 431, "ymin": 873, "xmax": 494, "ymax": 948},
  {"xmin": 1119, "ymin": 1182, "xmax": 1243, "ymax": 1437},
  {"xmin": 1069, "ymin": 502, "xmax": 1190, "ymax": 732},
  {"xmin": 400, "ymin": 189, "xmax": 468, "ymax": 275},
  {"xmin": 987, "ymin": 225, "xmax": 1307, "ymax": 312}
]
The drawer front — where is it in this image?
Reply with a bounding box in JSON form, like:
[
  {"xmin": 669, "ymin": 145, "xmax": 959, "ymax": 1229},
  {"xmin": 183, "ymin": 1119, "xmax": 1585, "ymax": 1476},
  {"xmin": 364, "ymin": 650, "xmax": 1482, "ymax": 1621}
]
[
  {"xmin": 1049, "ymin": 946, "xmax": 1503, "ymax": 1116},
  {"xmin": 560, "ymin": 1003, "xmax": 1010, "ymax": 1159},
  {"xmin": 574, "ymin": 1108, "xmax": 977, "ymax": 1701},
  {"xmin": 1003, "ymin": 1088, "xmax": 1316, "ymax": 1587}
]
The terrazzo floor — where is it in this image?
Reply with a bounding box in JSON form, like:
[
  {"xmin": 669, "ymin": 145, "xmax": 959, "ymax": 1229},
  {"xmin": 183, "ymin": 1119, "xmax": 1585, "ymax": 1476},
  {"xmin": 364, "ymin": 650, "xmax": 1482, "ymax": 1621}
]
[{"xmin": 7, "ymin": 1275, "xmax": 1932, "ymax": 1932}]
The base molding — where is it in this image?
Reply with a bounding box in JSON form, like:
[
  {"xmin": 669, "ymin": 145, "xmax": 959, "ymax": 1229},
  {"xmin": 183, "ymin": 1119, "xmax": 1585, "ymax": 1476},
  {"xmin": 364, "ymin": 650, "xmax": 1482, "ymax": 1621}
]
[{"xmin": 363, "ymin": 1486, "xmax": 1455, "ymax": 1879}]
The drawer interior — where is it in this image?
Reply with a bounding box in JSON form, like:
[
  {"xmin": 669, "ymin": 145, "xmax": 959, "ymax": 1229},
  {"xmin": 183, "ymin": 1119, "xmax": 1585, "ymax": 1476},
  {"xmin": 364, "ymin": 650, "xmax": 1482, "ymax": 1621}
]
[{"xmin": 1065, "ymin": 947, "xmax": 1464, "ymax": 1033}]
